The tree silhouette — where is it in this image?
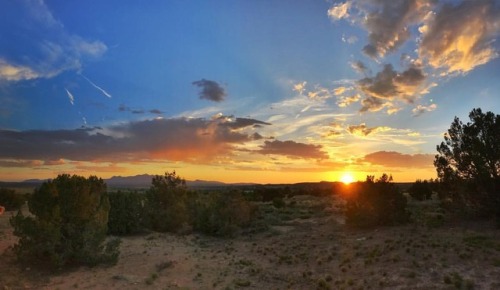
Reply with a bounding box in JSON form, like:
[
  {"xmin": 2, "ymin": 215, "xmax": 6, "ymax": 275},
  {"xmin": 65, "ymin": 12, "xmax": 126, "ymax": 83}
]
[{"xmin": 434, "ymin": 108, "xmax": 500, "ymax": 220}]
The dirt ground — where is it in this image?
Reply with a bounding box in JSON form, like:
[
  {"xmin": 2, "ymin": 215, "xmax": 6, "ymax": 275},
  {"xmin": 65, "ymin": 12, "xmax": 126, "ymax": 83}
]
[{"xmin": 1, "ymin": 195, "xmax": 500, "ymax": 290}]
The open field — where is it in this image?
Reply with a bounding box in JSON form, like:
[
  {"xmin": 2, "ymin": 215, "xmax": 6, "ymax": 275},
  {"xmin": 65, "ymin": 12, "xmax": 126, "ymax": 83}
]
[{"xmin": 1, "ymin": 195, "xmax": 500, "ymax": 290}]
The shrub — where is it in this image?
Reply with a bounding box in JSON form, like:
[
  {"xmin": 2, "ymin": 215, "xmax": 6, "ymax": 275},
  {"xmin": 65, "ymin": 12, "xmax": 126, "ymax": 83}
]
[
  {"xmin": 272, "ymin": 196, "xmax": 286, "ymax": 208},
  {"xmin": 190, "ymin": 190, "xmax": 255, "ymax": 237},
  {"xmin": 145, "ymin": 172, "xmax": 190, "ymax": 232},
  {"xmin": 0, "ymin": 188, "xmax": 26, "ymax": 211},
  {"xmin": 345, "ymin": 174, "xmax": 409, "ymax": 228},
  {"xmin": 10, "ymin": 174, "xmax": 120, "ymax": 268},
  {"xmin": 408, "ymin": 179, "xmax": 433, "ymax": 201},
  {"xmin": 108, "ymin": 190, "xmax": 146, "ymax": 235}
]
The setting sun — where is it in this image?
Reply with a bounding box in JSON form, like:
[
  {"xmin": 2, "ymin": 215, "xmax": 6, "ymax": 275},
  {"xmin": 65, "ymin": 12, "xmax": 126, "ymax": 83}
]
[{"xmin": 340, "ymin": 173, "xmax": 355, "ymax": 184}]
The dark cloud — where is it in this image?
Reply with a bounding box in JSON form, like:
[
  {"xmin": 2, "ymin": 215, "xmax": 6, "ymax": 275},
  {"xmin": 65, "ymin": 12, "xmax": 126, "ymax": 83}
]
[
  {"xmin": 357, "ymin": 64, "xmax": 426, "ymax": 113},
  {"xmin": 359, "ymin": 96, "xmax": 386, "ymax": 113},
  {"xmin": 219, "ymin": 117, "xmax": 271, "ymax": 130},
  {"xmin": 358, "ymin": 64, "xmax": 425, "ymax": 101},
  {"xmin": 119, "ymin": 104, "xmax": 163, "ymax": 115},
  {"xmin": 358, "ymin": 0, "xmax": 435, "ymax": 58},
  {"xmin": 361, "ymin": 151, "xmax": 434, "ymax": 168},
  {"xmin": 350, "ymin": 61, "xmax": 369, "ymax": 75},
  {"xmin": 192, "ymin": 79, "xmax": 227, "ymax": 102},
  {"xmin": 118, "ymin": 104, "xmax": 129, "ymax": 112},
  {"xmin": 0, "ymin": 116, "xmax": 270, "ymax": 164},
  {"xmin": 256, "ymin": 140, "xmax": 328, "ymax": 160},
  {"xmin": 149, "ymin": 109, "xmax": 163, "ymax": 115}
]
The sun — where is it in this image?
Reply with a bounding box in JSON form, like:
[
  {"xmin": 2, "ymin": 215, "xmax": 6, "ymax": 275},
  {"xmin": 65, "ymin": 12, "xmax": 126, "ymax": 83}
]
[{"xmin": 340, "ymin": 172, "xmax": 355, "ymax": 184}]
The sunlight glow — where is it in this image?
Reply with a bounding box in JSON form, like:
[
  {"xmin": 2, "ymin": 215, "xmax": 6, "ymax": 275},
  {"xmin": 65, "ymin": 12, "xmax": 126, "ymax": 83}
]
[{"xmin": 340, "ymin": 172, "xmax": 355, "ymax": 184}]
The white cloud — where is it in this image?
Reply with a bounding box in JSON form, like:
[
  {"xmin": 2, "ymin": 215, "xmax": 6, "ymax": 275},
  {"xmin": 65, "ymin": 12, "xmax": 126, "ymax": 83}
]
[
  {"xmin": 412, "ymin": 103, "xmax": 437, "ymax": 116},
  {"xmin": 0, "ymin": 0, "xmax": 107, "ymax": 82},
  {"xmin": 65, "ymin": 89, "xmax": 75, "ymax": 105}
]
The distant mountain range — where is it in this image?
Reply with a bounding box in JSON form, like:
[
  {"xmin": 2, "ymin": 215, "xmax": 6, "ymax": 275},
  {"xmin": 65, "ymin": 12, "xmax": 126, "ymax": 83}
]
[{"xmin": 12, "ymin": 174, "xmax": 255, "ymax": 188}]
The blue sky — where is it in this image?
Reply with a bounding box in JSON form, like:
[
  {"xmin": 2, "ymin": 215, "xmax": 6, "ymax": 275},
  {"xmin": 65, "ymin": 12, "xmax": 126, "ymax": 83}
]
[{"xmin": 1, "ymin": 0, "xmax": 499, "ymax": 183}]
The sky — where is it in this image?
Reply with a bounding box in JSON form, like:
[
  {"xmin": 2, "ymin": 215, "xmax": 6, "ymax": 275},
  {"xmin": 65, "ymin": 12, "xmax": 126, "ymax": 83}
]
[{"xmin": 0, "ymin": 0, "xmax": 499, "ymax": 183}]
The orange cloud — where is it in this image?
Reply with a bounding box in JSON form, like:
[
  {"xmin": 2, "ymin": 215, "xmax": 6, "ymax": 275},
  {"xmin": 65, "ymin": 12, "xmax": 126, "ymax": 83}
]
[
  {"xmin": 419, "ymin": 0, "xmax": 500, "ymax": 74},
  {"xmin": 361, "ymin": 151, "xmax": 434, "ymax": 168},
  {"xmin": 0, "ymin": 116, "xmax": 270, "ymax": 165},
  {"xmin": 347, "ymin": 123, "xmax": 391, "ymax": 136},
  {"xmin": 256, "ymin": 140, "xmax": 328, "ymax": 160}
]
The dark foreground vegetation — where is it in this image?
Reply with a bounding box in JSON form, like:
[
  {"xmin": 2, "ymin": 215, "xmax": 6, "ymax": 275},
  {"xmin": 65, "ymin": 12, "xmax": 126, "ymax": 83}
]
[{"xmin": 0, "ymin": 108, "xmax": 498, "ymax": 288}]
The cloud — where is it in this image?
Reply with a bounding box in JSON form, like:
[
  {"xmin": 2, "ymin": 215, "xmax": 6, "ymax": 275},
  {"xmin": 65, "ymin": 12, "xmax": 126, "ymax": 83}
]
[
  {"xmin": 256, "ymin": 140, "xmax": 328, "ymax": 160},
  {"xmin": 347, "ymin": 123, "xmax": 391, "ymax": 136},
  {"xmin": 342, "ymin": 34, "xmax": 358, "ymax": 44},
  {"xmin": 0, "ymin": 159, "xmax": 44, "ymax": 168},
  {"xmin": 337, "ymin": 94, "xmax": 360, "ymax": 108},
  {"xmin": 333, "ymin": 86, "xmax": 349, "ymax": 96},
  {"xmin": 328, "ymin": 2, "xmax": 351, "ymax": 20},
  {"xmin": 361, "ymin": 151, "xmax": 434, "ymax": 168},
  {"xmin": 0, "ymin": 59, "xmax": 40, "ymax": 81},
  {"xmin": 80, "ymin": 74, "xmax": 112, "ymax": 98},
  {"xmin": 412, "ymin": 103, "xmax": 437, "ymax": 116},
  {"xmin": 359, "ymin": 96, "xmax": 393, "ymax": 113},
  {"xmin": 0, "ymin": 116, "xmax": 270, "ymax": 164},
  {"xmin": 350, "ymin": 61, "xmax": 369, "ymax": 75},
  {"xmin": 119, "ymin": 104, "xmax": 164, "ymax": 115},
  {"xmin": 0, "ymin": 0, "xmax": 107, "ymax": 82},
  {"xmin": 358, "ymin": 64, "xmax": 426, "ymax": 102},
  {"xmin": 327, "ymin": 0, "xmax": 500, "ymax": 115},
  {"xmin": 333, "ymin": 0, "xmax": 435, "ymax": 58},
  {"xmin": 362, "ymin": 0, "xmax": 434, "ymax": 58},
  {"xmin": 419, "ymin": 0, "xmax": 500, "ymax": 74},
  {"xmin": 307, "ymin": 86, "xmax": 333, "ymax": 100},
  {"xmin": 293, "ymin": 81, "xmax": 307, "ymax": 94},
  {"xmin": 192, "ymin": 79, "xmax": 227, "ymax": 102},
  {"xmin": 149, "ymin": 109, "xmax": 163, "ymax": 115},
  {"xmin": 65, "ymin": 88, "xmax": 75, "ymax": 105}
]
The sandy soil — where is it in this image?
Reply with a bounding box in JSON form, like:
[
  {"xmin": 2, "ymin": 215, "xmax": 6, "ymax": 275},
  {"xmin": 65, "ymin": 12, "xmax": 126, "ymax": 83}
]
[{"xmin": 1, "ymin": 196, "xmax": 500, "ymax": 289}]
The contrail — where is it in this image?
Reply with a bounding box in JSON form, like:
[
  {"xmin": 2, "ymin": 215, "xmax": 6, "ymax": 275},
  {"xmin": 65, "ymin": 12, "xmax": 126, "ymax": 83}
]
[
  {"xmin": 80, "ymin": 74, "xmax": 112, "ymax": 98},
  {"xmin": 65, "ymin": 88, "xmax": 75, "ymax": 105}
]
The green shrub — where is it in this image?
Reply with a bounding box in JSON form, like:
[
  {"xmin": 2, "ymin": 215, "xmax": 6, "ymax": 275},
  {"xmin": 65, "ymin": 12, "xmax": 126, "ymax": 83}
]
[
  {"xmin": 190, "ymin": 190, "xmax": 255, "ymax": 237},
  {"xmin": 145, "ymin": 172, "xmax": 190, "ymax": 232},
  {"xmin": 345, "ymin": 174, "xmax": 409, "ymax": 228},
  {"xmin": 108, "ymin": 190, "xmax": 146, "ymax": 235},
  {"xmin": 10, "ymin": 174, "xmax": 120, "ymax": 268},
  {"xmin": 0, "ymin": 188, "xmax": 26, "ymax": 211}
]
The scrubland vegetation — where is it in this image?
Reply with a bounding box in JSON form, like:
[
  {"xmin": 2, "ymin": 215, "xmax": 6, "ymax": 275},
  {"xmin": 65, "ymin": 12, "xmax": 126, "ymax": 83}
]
[{"xmin": 0, "ymin": 108, "xmax": 499, "ymax": 288}]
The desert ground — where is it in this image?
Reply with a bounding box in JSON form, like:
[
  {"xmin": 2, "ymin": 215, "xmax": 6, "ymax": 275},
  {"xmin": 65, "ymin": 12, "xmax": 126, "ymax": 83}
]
[{"xmin": 1, "ymin": 195, "xmax": 500, "ymax": 290}]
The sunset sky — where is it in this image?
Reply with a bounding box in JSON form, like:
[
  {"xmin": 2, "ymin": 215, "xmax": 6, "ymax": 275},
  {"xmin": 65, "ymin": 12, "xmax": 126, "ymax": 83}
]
[{"xmin": 1, "ymin": 0, "xmax": 499, "ymax": 183}]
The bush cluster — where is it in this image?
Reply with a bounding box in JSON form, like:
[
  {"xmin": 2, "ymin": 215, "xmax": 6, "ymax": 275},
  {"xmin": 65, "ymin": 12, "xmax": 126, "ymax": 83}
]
[
  {"xmin": 345, "ymin": 174, "xmax": 409, "ymax": 228},
  {"xmin": 0, "ymin": 187, "xmax": 27, "ymax": 211},
  {"xmin": 107, "ymin": 190, "xmax": 146, "ymax": 235},
  {"xmin": 145, "ymin": 172, "xmax": 190, "ymax": 233},
  {"xmin": 408, "ymin": 179, "xmax": 433, "ymax": 201},
  {"xmin": 10, "ymin": 171, "xmax": 258, "ymax": 269},
  {"xmin": 144, "ymin": 172, "xmax": 256, "ymax": 237},
  {"xmin": 10, "ymin": 175, "xmax": 120, "ymax": 268},
  {"xmin": 190, "ymin": 191, "xmax": 255, "ymax": 237}
]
